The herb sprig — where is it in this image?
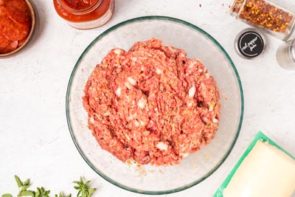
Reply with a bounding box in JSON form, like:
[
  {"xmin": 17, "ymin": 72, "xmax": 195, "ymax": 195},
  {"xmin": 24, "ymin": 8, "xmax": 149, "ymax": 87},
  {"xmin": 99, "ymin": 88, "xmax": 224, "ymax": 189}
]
[{"xmin": 2, "ymin": 176, "xmax": 96, "ymax": 197}]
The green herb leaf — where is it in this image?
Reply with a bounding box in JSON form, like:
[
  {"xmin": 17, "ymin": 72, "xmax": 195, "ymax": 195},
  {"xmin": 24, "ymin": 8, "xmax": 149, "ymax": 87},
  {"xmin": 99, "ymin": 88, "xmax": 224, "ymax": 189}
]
[
  {"xmin": 2, "ymin": 193, "xmax": 13, "ymax": 197},
  {"xmin": 55, "ymin": 192, "xmax": 71, "ymax": 197},
  {"xmin": 88, "ymin": 188, "xmax": 96, "ymax": 197},
  {"xmin": 34, "ymin": 187, "xmax": 50, "ymax": 197},
  {"xmin": 73, "ymin": 178, "xmax": 96, "ymax": 197},
  {"xmin": 23, "ymin": 180, "xmax": 31, "ymax": 187},
  {"xmin": 15, "ymin": 176, "xmax": 23, "ymax": 188},
  {"xmin": 19, "ymin": 191, "xmax": 34, "ymax": 197}
]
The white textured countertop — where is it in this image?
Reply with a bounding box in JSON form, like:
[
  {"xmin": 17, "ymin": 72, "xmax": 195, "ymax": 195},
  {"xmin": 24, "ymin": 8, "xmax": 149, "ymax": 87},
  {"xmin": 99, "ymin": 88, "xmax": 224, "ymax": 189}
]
[{"xmin": 1, "ymin": 0, "xmax": 295, "ymax": 196}]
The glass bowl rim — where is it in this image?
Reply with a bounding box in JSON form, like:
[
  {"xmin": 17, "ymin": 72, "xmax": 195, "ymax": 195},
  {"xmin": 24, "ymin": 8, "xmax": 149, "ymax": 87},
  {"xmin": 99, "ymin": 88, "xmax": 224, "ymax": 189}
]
[{"xmin": 65, "ymin": 15, "xmax": 244, "ymax": 195}]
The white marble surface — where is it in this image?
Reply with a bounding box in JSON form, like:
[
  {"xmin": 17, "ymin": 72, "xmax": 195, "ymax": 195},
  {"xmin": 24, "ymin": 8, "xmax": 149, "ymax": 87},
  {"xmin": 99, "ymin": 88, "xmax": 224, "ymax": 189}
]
[{"xmin": 1, "ymin": 0, "xmax": 295, "ymax": 196}]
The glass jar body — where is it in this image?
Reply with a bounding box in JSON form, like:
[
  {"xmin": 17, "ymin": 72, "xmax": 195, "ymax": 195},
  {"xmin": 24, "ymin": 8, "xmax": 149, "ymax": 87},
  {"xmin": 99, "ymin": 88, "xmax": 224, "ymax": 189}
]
[
  {"xmin": 231, "ymin": 0, "xmax": 295, "ymax": 40},
  {"xmin": 53, "ymin": 0, "xmax": 114, "ymax": 29},
  {"xmin": 276, "ymin": 40, "xmax": 295, "ymax": 70}
]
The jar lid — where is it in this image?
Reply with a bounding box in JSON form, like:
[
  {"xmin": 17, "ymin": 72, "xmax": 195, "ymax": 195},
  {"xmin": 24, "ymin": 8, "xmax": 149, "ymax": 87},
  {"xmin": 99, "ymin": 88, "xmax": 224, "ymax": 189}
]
[{"xmin": 235, "ymin": 28, "xmax": 266, "ymax": 59}]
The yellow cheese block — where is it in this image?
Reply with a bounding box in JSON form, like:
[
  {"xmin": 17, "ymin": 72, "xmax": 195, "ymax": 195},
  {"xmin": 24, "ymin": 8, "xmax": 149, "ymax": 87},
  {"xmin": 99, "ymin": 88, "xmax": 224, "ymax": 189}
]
[{"xmin": 224, "ymin": 141, "xmax": 295, "ymax": 197}]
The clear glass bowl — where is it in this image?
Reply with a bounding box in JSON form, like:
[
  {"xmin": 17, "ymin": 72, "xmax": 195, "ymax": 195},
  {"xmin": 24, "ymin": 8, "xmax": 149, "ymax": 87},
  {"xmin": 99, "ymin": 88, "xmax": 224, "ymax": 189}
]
[{"xmin": 66, "ymin": 16, "xmax": 244, "ymax": 195}]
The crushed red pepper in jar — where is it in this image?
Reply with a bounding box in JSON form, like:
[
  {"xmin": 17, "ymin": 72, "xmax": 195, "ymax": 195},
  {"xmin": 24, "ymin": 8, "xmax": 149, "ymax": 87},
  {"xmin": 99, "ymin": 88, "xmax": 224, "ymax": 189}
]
[
  {"xmin": 231, "ymin": 0, "xmax": 295, "ymax": 40},
  {"xmin": 0, "ymin": 0, "xmax": 32, "ymax": 54}
]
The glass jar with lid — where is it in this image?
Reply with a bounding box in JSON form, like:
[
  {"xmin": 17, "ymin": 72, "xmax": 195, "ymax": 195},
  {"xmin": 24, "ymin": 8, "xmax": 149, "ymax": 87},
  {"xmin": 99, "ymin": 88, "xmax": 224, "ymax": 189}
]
[
  {"xmin": 231, "ymin": 0, "xmax": 295, "ymax": 41},
  {"xmin": 276, "ymin": 39, "xmax": 295, "ymax": 70},
  {"xmin": 53, "ymin": 0, "xmax": 114, "ymax": 29}
]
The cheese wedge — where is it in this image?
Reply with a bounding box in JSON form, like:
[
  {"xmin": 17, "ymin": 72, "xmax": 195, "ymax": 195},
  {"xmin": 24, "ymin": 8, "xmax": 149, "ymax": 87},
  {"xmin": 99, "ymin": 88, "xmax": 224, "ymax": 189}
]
[{"xmin": 224, "ymin": 141, "xmax": 295, "ymax": 197}]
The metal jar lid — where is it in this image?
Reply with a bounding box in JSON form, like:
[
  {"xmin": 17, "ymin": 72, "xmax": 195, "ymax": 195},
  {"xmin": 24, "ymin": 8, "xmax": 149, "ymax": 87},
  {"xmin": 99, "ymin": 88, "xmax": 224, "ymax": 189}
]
[{"xmin": 235, "ymin": 28, "xmax": 266, "ymax": 59}]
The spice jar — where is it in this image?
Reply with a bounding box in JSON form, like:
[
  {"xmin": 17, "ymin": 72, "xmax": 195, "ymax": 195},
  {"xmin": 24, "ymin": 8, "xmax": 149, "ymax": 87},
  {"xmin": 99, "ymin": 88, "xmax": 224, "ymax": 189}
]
[
  {"xmin": 276, "ymin": 39, "xmax": 295, "ymax": 70},
  {"xmin": 53, "ymin": 0, "xmax": 114, "ymax": 29},
  {"xmin": 231, "ymin": 0, "xmax": 295, "ymax": 40}
]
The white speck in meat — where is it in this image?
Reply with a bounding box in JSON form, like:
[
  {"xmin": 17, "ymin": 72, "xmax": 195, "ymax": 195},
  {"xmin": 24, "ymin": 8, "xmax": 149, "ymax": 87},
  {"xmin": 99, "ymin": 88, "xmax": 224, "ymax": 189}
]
[
  {"xmin": 114, "ymin": 49, "xmax": 123, "ymax": 55},
  {"xmin": 156, "ymin": 142, "xmax": 168, "ymax": 151},
  {"xmin": 115, "ymin": 87, "xmax": 121, "ymax": 97},
  {"xmin": 188, "ymin": 85, "xmax": 196, "ymax": 98},
  {"xmin": 156, "ymin": 68, "xmax": 163, "ymax": 74},
  {"xmin": 127, "ymin": 77, "xmax": 137, "ymax": 86},
  {"xmin": 213, "ymin": 118, "xmax": 219, "ymax": 123},
  {"xmin": 137, "ymin": 97, "xmax": 146, "ymax": 109}
]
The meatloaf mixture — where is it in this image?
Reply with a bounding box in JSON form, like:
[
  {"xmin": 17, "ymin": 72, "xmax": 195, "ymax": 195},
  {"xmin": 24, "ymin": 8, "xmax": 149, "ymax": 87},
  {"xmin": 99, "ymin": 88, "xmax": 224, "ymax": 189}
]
[{"xmin": 83, "ymin": 39, "xmax": 220, "ymax": 165}]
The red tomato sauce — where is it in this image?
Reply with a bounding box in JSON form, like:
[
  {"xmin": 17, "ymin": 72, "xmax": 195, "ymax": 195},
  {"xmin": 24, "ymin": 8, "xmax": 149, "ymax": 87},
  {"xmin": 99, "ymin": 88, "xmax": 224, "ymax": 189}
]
[
  {"xmin": 61, "ymin": 0, "xmax": 98, "ymax": 10},
  {"xmin": 0, "ymin": 0, "xmax": 32, "ymax": 54},
  {"xmin": 53, "ymin": 0, "xmax": 112, "ymax": 22}
]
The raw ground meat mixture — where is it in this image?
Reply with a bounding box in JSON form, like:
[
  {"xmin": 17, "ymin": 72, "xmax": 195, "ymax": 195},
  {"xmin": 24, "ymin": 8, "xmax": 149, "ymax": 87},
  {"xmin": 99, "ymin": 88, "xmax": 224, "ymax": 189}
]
[{"xmin": 83, "ymin": 39, "xmax": 221, "ymax": 165}]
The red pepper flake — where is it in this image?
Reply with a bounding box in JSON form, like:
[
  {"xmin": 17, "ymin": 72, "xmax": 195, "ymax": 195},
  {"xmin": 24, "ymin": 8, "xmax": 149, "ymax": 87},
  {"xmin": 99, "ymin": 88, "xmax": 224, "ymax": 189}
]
[{"xmin": 232, "ymin": 0, "xmax": 294, "ymax": 33}]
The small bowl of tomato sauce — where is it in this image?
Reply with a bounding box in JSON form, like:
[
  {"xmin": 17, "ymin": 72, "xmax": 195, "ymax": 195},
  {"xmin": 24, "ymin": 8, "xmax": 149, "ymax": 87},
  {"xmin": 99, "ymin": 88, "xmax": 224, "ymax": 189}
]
[{"xmin": 0, "ymin": 0, "xmax": 36, "ymax": 57}]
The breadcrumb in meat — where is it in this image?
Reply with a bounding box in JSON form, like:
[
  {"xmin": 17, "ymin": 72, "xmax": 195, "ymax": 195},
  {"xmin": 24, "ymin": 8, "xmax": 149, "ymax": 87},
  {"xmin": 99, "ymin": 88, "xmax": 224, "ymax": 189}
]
[{"xmin": 83, "ymin": 38, "xmax": 221, "ymax": 165}]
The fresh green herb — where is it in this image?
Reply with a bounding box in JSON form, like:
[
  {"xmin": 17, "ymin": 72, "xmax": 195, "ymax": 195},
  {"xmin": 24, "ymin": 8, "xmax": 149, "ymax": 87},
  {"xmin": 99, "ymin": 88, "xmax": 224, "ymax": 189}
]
[
  {"xmin": 18, "ymin": 191, "xmax": 34, "ymax": 197},
  {"xmin": 2, "ymin": 194, "xmax": 13, "ymax": 197},
  {"xmin": 73, "ymin": 178, "xmax": 96, "ymax": 197},
  {"xmin": 14, "ymin": 176, "xmax": 34, "ymax": 197},
  {"xmin": 14, "ymin": 176, "xmax": 23, "ymax": 188},
  {"xmin": 54, "ymin": 192, "xmax": 71, "ymax": 197},
  {"xmin": 2, "ymin": 176, "xmax": 96, "ymax": 197},
  {"xmin": 34, "ymin": 187, "xmax": 50, "ymax": 197}
]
